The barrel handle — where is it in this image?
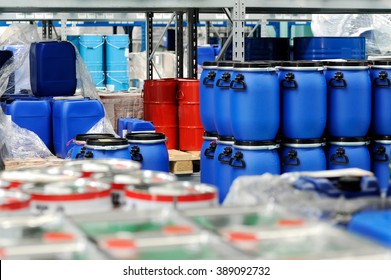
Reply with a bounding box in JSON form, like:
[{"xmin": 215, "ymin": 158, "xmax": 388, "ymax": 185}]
[
  {"xmin": 204, "ymin": 142, "xmax": 217, "ymax": 159},
  {"xmin": 218, "ymin": 146, "xmax": 233, "ymax": 164},
  {"xmin": 216, "ymin": 72, "xmax": 231, "ymax": 88},
  {"xmin": 229, "ymin": 74, "xmax": 247, "ymax": 90},
  {"xmin": 130, "ymin": 145, "xmax": 143, "ymax": 162},
  {"xmin": 329, "ymin": 72, "xmax": 347, "ymax": 88},
  {"xmin": 84, "ymin": 151, "xmax": 94, "ymax": 159},
  {"xmin": 330, "ymin": 147, "xmax": 349, "ymax": 165},
  {"xmin": 229, "ymin": 151, "xmax": 246, "ymax": 169},
  {"xmin": 75, "ymin": 147, "xmax": 86, "ymax": 159},
  {"xmin": 282, "ymin": 149, "xmax": 301, "ymax": 166},
  {"xmin": 373, "ymin": 145, "xmax": 389, "ymax": 162},
  {"xmin": 374, "ymin": 71, "xmax": 391, "ymax": 88},
  {"xmin": 176, "ymin": 90, "xmax": 185, "ymax": 100},
  {"xmin": 280, "ymin": 72, "xmax": 298, "ymax": 89},
  {"xmin": 202, "ymin": 71, "xmax": 216, "ymax": 86}
]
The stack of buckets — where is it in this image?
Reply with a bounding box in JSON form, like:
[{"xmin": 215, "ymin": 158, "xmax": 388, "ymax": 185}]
[
  {"xmin": 70, "ymin": 34, "xmax": 129, "ymax": 91},
  {"xmin": 143, "ymin": 79, "xmax": 203, "ymax": 150}
]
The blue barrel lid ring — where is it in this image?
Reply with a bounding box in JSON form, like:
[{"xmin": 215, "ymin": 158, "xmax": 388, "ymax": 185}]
[
  {"xmin": 126, "ymin": 132, "xmax": 167, "ymax": 144},
  {"xmin": 329, "ymin": 137, "xmax": 370, "ymax": 146},
  {"xmin": 282, "ymin": 138, "xmax": 326, "ymax": 148},
  {"xmin": 233, "ymin": 140, "xmax": 279, "ymax": 150}
]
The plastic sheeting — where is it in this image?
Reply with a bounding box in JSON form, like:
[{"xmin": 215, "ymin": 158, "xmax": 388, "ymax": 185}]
[{"xmin": 0, "ymin": 23, "xmax": 115, "ymax": 161}]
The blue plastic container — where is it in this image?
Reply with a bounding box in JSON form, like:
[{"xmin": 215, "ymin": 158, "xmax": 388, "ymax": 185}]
[
  {"xmin": 90, "ymin": 71, "xmax": 105, "ymax": 87},
  {"xmin": 370, "ymin": 60, "xmax": 391, "ymax": 136},
  {"xmin": 68, "ymin": 133, "xmax": 115, "ymax": 159},
  {"xmin": 79, "ymin": 35, "xmax": 104, "ymax": 71},
  {"xmin": 106, "ymin": 71, "xmax": 129, "ymax": 91},
  {"xmin": 279, "ymin": 61, "xmax": 327, "ymax": 139},
  {"xmin": 52, "ymin": 98, "xmax": 105, "ymax": 158},
  {"xmin": 213, "ymin": 136, "xmax": 234, "ymax": 203},
  {"xmin": 200, "ymin": 132, "xmax": 218, "ymax": 186},
  {"xmin": 200, "ymin": 61, "xmax": 218, "ymax": 133},
  {"xmin": 230, "ymin": 61, "xmax": 279, "ymax": 141},
  {"xmin": 230, "ymin": 141, "xmax": 280, "ymax": 185},
  {"xmin": 5, "ymin": 99, "xmax": 52, "ymax": 149},
  {"xmin": 325, "ymin": 61, "xmax": 371, "ymax": 137},
  {"xmin": 214, "ymin": 61, "xmax": 234, "ymax": 137},
  {"xmin": 30, "ymin": 41, "xmax": 77, "ymax": 97},
  {"xmin": 117, "ymin": 118, "xmax": 155, "ymax": 137},
  {"xmin": 198, "ymin": 45, "xmax": 215, "ymax": 66},
  {"xmin": 371, "ymin": 136, "xmax": 391, "ymax": 195},
  {"xmin": 293, "ymin": 37, "xmax": 366, "ymax": 60},
  {"xmin": 105, "ymin": 35, "xmax": 129, "ymax": 71},
  {"xmin": 327, "ymin": 137, "xmax": 371, "ymax": 171},
  {"xmin": 67, "ymin": 35, "xmax": 80, "ymax": 52},
  {"xmin": 82, "ymin": 138, "xmax": 131, "ymax": 160},
  {"xmin": 126, "ymin": 133, "xmax": 169, "ymax": 172},
  {"xmin": 281, "ymin": 139, "xmax": 326, "ymax": 173}
]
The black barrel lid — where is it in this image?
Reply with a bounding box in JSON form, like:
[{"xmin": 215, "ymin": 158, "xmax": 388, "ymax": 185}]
[
  {"xmin": 233, "ymin": 61, "xmax": 272, "ymax": 68},
  {"xmin": 202, "ymin": 61, "xmax": 218, "ymax": 67},
  {"xmin": 217, "ymin": 61, "xmax": 235, "ymax": 67},
  {"xmin": 86, "ymin": 138, "xmax": 129, "ymax": 146},
  {"xmin": 325, "ymin": 60, "xmax": 369, "ymax": 67},
  {"xmin": 280, "ymin": 60, "xmax": 324, "ymax": 67},
  {"xmin": 370, "ymin": 60, "xmax": 391, "ymax": 66},
  {"xmin": 204, "ymin": 132, "xmax": 218, "ymax": 137},
  {"xmin": 328, "ymin": 137, "xmax": 368, "ymax": 142},
  {"xmin": 283, "ymin": 138, "xmax": 326, "ymax": 144},
  {"xmin": 218, "ymin": 136, "xmax": 234, "ymax": 141},
  {"xmin": 372, "ymin": 135, "xmax": 391, "ymax": 141},
  {"xmin": 75, "ymin": 133, "xmax": 115, "ymax": 141},
  {"xmin": 234, "ymin": 140, "xmax": 276, "ymax": 146},
  {"xmin": 126, "ymin": 132, "xmax": 166, "ymax": 141}
]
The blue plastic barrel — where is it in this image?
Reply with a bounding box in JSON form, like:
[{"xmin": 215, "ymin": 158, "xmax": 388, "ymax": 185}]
[
  {"xmin": 82, "ymin": 138, "xmax": 131, "ymax": 160},
  {"xmin": 213, "ymin": 136, "xmax": 234, "ymax": 203},
  {"xmin": 79, "ymin": 35, "xmax": 104, "ymax": 71},
  {"xmin": 200, "ymin": 132, "xmax": 218, "ymax": 186},
  {"xmin": 325, "ymin": 61, "xmax": 371, "ymax": 137},
  {"xmin": 214, "ymin": 61, "xmax": 234, "ymax": 137},
  {"xmin": 106, "ymin": 71, "xmax": 129, "ymax": 91},
  {"xmin": 293, "ymin": 37, "xmax": 366, "ymax": 60},
  {"xmin": 230, "ymin": 61, "xmax": 279, "ymax": 141},
  {"xmin": 280, "ymin": 139, "xmax": 326, "ymax": 173},
  {"xmin": 105, "ymin": 35, "xmax": 129, "ymax": 71},
  {"xmin": 68, "ymin": 133, "xmax": 115, "ymax": 159},
  {"xmin": 371, "ymin": 136, "xmax": 391, "ymax": 195},
  {"xmin": 52, "ymin": 99, "xmax": 105, "ymax": 158},
  {"xmin": 67, "ymin": 35, "xmax": 80, "ymax": 52},
  {"xmin": 370, "ymin": 60, "xmax": 391, "ymax": 136},
  {"xmin": 230, "ymin": 140, "xmax": 280, "ymax": 184},
  {"xmin": 126, "ymin": 133, "xmax": 169, "ymax": 172},
  {"xmin": 200, "ymin": 61, "xmax": 218, "ymax": 133},
  {"xmin": 30, "ymin": 41, "xmax": 76, "ymax": 97},
  {"xmin": 279, "ymin": 61, "xmax": 327, "ymax": 139},
  {"xmin": 327, "ymin": 137, "xmax": 371, "ymax": 171},
  {"xmin": 198, "ymin": 45, "xmax": 215, "ymax": 66}
]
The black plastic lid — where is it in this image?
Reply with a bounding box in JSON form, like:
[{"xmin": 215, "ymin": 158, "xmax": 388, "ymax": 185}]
[
  {"xmin": 86, "ymin": 138, "xmax": 129, "ymax": 146},
  {"xmin": 75, "ymin": 133, "xmax": 115, "ymax": 141},
  {"xmin": 283, "ymin": 138, "xmax": 326, "ymax": 144},
  {"xmin": 126, "ymin": 132, "xmax": 166, "ymax": 141},
  {"xmin": 217, "ymin": 61, "xmax": 235, "ymax": 67},
  {"xmin": 280, "ymin": 60, "xmax": 323, "ymax": 67},
  {"xmin": 233, "ymin": 61, "xmax": 271, "ymax": 68},
  {"xmin": 217, "ymin": 136, "xmax": 234, "ymax": 141},
  {"xmin": 372, "ymin": 135, "xmax": 391, "ymax": 141},
  {"xmin": 370, "ymin": 60, "xmax": 391, "ymax": 66},
  {"xmin": 204, "ymin": 132, "xmax": 218, "ymax": 137},
  {"xmin": 328, "ymin": 137, "xmax": 368, "ymax": 142},
  {"xmin": 325, "ymin": 60, "xmax": 369, "ymax": 67},
  {"xmin": 202, "ymin": 61, "xmax": 218, "ymax": 67},
  {"xmin": 234, "ymin": 140, "xmax": 276, "ymax": 146}
]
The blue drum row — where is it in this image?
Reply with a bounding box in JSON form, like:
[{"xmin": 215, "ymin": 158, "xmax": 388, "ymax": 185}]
[
  {"xmin": 201, "ymin": 135, "xmax": 391, "ymax": 203},
  {"xmin": 200, "ymin": 60, "xmax": 391, "ymax": 141},
  {"xmin": 68, "ymin": 132, "xmax": 169, "ymax": 172}
]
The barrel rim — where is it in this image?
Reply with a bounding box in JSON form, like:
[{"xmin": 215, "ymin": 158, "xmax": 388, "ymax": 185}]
[
  {"xmin": 126, "ymin": 132, "xmax": 166, "ymax": 141},
  {"xmin": 370, "ymin": 60, "xmax": 391, "ymax": 66},
  {"xmin": 234, "ymin": 140, "xmax": 276, "ymax": 146},
  {"xmin": 233, "ymin": 61, "xmax": 272, "ymax": 68},
  {"xmin": 325, "ymin": 60, "xmax": 369, "ymax": 67},
  {"xmin": 282, "ymin": 138, "xmax": 326, "ymax": 145},
  {"xmin": 217, "ymin": 136, "xmax": 234, "ymax": 141},
  {"xmin": 372, "ymin": 135, "xmax": 391, "ymax": 141},
  {"xmin": 217, "ymin": 61, "xmax": 235, "ymax": 67},
  {"xmin": 75, "ymin": 133, "xmax": 115, "ymax": 141},
  {"xmin": 280, "ymin": 61, "xmax": 324, "ymax": 67},
  {"xmin": 328, "ymin": 137, "xmax": 368, "ymax": 142},
  {"xmin": 204, "ymin": 132, "xmax": 218, "ymax": 137},
  {"xmin": 202, "ymin": 61, "xmax": 218, "ymax": 67},
  {"xmin": 86, "ymin": 138, "xmax": 129, "ymax": 147}
]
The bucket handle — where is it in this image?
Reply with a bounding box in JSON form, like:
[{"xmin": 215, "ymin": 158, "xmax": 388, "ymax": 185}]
[
  {"xmin": 79, "ymin": 41, "xmax": 105, "ymax": 49},
  {"xmin": 374, "ymin": 71, "xmax": 391, "ymax": 88},
  {"xmin": 203, "ymin": 71, "xmax": 216, "ymax": 86},
  {"xmin": 218, "ymin": 146, "xmax": 233, "ymax": 164},
  {"xmin": 130, "ymin": 145, "xmax": 143, "ymax": 162},
  {"xmin": 105, "ymin": 39, "xmax": 130, "ymax": 50},
  {"xmin": 204, "ymin": 142, "xmax": 217, "ymax": 159},
  {"xmin": 216, "ymin": 72, "xmax": 231, "ymax": 88},
  {"xmin": 330, "ymin": 147, "xmax": 349, "ymax": 165},
  {"xmin": 280, "ymin": 72, "xmax": 298, "ymax": 89},
  {"xmin": 282, "ymin": 149, "xmax": 301, "ymax": 166},
  {"xmin": 329, "ymin": 72, "xmax": 347, "ymax": 88},
  {"xmin": 229, "ymin": 151, "xmax": 246, "ymax": 169},
  {"xmin": 106, "ymin": 73, "xmax": 129, "ymax": 85},
  {"xmin": 373, "ymin": 145, "xmax": 389, "ymax": 162},
  {"xmin": 230, "ymin": 74, "xmax": 247, "ymax": 90}
]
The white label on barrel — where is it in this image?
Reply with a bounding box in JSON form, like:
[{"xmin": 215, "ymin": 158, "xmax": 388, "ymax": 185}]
[{"xmin": 124, "ymin": 197, "xmax": 218, "ymax": 211}]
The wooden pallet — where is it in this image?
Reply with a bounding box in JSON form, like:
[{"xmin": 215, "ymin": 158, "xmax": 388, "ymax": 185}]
[
  {"xmin": 168, "ymin": 150, "xmax": 200, "ymax": 175},
  {"xmin": 4, "ymin": 157, "xmax": 66, "ymax": 170}
]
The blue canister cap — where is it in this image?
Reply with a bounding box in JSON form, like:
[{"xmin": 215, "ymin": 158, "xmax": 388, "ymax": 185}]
[
  {"xmin": 126, "ymin": 132, "xmax": 166, "ymax": 141},
  {"xmin": 280, "ymin": 61, "xmax": 323, "ymax": 67},
  {"xmin": 86, "ymin": 138, "xmax": 129, "ymax": 146},
  {"xmin": 75, "ymin": 133, "xmax": 115, "ymax": 141},
  {"xmin": 325, "ymin": 60, "xmax": 369, "ymax": 67}
]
